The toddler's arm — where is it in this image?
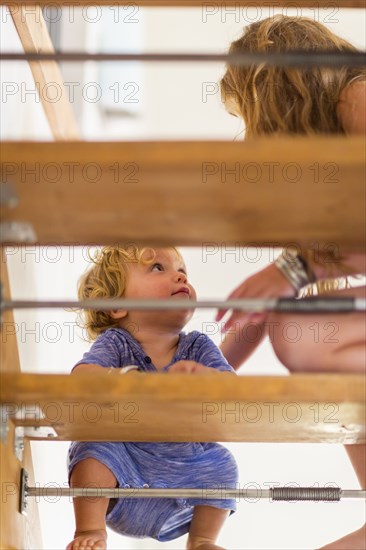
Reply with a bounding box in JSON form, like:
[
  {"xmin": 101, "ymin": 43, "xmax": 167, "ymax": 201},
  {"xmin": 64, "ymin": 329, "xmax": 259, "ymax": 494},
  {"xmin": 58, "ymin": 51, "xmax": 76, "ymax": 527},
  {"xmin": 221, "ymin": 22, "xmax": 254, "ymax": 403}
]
[
  {"xmin": 72, "ymin": 363, "xmax": 107, "ymax": 374},
  {"xmin": 73, "ymin": 364, "xmax": 139, "ymax": 375},
  {"xmin": 169, "ymin": 360, "xmax": 228, "ymax": 374}
]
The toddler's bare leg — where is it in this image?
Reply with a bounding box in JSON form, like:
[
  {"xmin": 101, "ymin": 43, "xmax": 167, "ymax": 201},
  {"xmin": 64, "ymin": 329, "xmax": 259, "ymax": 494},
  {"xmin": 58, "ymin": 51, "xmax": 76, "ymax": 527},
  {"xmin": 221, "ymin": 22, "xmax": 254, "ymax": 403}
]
[
  {"xmin": 187, "ymin": 505, "xmax": 230, "ymax": 550},
  {"xmin": 66, "ymin": 458, "xmax": 117, "ymax": 550}
]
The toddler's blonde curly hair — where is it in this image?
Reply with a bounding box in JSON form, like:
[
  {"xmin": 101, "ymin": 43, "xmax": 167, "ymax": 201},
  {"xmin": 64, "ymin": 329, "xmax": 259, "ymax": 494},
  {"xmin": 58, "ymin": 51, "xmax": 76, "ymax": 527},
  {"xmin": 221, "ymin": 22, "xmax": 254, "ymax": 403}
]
[{"xmin": 77, "ymin": 245, "xmax": 179, "ymax": 340}]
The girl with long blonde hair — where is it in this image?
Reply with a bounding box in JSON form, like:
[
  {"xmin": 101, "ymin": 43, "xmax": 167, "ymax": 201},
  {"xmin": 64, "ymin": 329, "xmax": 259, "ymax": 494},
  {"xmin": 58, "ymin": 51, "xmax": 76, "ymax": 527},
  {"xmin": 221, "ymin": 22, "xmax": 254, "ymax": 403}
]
[{"xmin": 218, "ymin": 15, "xmax": 365, "ymax": 550}]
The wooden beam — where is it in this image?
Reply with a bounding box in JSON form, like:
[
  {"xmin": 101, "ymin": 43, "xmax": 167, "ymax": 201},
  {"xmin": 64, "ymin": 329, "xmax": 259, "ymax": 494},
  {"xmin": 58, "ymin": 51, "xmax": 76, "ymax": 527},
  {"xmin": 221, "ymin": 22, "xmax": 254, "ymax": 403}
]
[
  {"xmin": 9, "ymin": 5, "xmax": 79, "ymax": 140},
  {"xmin": 2, "ymin": 1, "xmax": 365, "ymax": 8},
  {"xmin": 0, "ymin": 254, "xmax": 21, "ymax": 374},
  {"xmin": 1, "ymin": 138, "xmax": 365, "ymax": 249},
  {"xmin": 1, "ymin": 372, "xmax": 365, "ymax": 443},
  {"xmin": 0, "ymin": 254, "xmax": 42, "ymax": 550}
]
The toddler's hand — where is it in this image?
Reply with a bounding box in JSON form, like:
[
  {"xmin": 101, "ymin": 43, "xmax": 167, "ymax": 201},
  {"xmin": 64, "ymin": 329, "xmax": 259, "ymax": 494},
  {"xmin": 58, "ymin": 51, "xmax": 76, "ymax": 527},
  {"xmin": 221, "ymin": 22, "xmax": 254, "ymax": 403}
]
[{"xmin": 169, "ymin": 361, "xmax": 217, "ymax": 374}]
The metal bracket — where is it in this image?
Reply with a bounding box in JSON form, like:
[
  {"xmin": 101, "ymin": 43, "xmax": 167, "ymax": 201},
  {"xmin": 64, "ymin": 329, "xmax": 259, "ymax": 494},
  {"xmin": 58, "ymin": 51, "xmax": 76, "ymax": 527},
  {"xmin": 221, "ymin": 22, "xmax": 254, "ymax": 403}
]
[
  {"xmin": 0, "ymin": 404, "xmax": 51, "ymax": 450},
  {"xmin": 1, "ymin": 402, "xmax": 58, "ymax": 452},
  {"xmin": 14, "ymin": 426, "xmax": 58, "ymax": 462},
  {"xmin": 0, "ymin": 221, "xmax": 37, "ymax": 244},
  {"xmin": 0, "ymin": 182, "xmax": 18, "ymax": 208},
  {"xmin": 0, "ymin": 182, "xmax": 29, "ymax": 244},
  {"xmin": 14, "ymin": 427, "xmax": 25, "ymax": 462},
  {"xmin": 19, "ymin": 468, "xmax": 29, "ymax": 515},
  {"xmin": 12, "ymin": 404, "xmax": 57, "ymax": 460},
  {"xmin": 0, "ymin": 404, "xmax": 9, "ymax": 442}
]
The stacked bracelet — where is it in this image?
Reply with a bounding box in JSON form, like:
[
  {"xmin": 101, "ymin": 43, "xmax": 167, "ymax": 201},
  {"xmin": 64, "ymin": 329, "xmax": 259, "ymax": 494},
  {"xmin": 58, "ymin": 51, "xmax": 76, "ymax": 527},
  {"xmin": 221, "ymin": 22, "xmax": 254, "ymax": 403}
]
[{"xmin": 274, "ymin": 249, "xmax": 316, "ymax": 293}]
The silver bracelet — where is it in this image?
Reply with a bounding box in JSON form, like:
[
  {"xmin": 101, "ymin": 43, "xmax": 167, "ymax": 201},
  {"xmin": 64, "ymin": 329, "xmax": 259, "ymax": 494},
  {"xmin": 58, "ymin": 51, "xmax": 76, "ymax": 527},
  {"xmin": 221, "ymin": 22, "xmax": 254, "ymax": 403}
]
[{"xmin": 274, "ymin": 250, "xmax": 316, "ymax": 293}]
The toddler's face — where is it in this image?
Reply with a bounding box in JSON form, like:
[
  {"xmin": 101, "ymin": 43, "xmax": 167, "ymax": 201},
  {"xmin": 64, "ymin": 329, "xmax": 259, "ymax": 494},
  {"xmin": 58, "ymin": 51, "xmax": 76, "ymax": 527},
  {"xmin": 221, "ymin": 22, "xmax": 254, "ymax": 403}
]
[
  {"xmin": 120, "ymin": 248, "xmax": 197, "ymax": 329},
  {"xmin": 125, "ymin": 248, "xmax": 196, "ymax": 302}
]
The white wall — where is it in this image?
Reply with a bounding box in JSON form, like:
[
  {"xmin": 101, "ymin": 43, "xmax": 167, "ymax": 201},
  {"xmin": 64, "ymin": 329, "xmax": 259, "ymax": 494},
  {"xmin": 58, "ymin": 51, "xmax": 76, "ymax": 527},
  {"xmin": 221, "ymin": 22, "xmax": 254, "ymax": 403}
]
[{"xmin": 2, "ymin": 5, "xmax": 365, "ymax": 549}]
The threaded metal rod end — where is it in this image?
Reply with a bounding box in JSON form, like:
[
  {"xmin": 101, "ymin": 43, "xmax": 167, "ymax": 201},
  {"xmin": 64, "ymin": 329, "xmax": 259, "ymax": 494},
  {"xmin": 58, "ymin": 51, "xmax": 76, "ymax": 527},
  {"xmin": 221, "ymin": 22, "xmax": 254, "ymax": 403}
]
[{"xmin": 270, "ymin": 487, "xmax": 342, "ymax": 501}]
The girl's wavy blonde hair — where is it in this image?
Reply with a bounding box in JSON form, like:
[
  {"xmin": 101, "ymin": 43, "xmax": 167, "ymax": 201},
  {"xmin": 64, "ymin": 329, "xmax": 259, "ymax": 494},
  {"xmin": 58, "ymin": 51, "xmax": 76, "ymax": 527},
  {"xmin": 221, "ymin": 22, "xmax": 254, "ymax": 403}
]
[
  {"xmin": 220, "ymin": 15, "xmax": 366, "ymax": 136},
  {"xmin": 220, "ymin": 15, "xmax": 365, "ymax": 293},
  {"xmin": 77, "ymin": 245, "xmax": 181, "ymax": 341}
]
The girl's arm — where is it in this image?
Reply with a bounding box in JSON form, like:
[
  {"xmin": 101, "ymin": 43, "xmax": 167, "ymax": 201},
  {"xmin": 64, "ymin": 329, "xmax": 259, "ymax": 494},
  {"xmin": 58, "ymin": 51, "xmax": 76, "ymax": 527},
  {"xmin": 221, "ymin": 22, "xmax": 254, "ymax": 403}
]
[
  {"xmin": 220, "ymin": 315, "xmax": 268, "ymax": 371},
  {"xmin": 307, "ymin": 251, "xmax": 366, "ymax": 280}
]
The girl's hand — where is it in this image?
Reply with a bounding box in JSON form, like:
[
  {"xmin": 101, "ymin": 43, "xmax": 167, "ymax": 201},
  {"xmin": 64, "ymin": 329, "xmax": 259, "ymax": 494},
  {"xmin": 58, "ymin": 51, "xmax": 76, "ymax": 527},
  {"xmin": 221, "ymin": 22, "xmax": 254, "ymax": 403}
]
[
  {"xmin": 169, "ymin": 361, "xmax": 217, "ymax": 374},
  {"xmin": 215, "ymin": 262, "xmax": 296, "ymax": 332}
]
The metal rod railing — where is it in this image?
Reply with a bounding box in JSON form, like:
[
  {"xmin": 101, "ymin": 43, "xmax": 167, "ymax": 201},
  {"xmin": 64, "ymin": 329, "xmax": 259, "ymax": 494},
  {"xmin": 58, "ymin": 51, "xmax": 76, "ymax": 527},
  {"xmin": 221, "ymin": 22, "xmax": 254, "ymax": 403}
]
[
  {"xmin": 1, "ymin": 51, "xmax": 365, "ymax": 67},
  {"xmin": 1, "ymin": 297, "xmax": 365, "ymax": 313},
  {"xmin": 25, "ymin": 486, "xmax": 366, "ymax": 501}
]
